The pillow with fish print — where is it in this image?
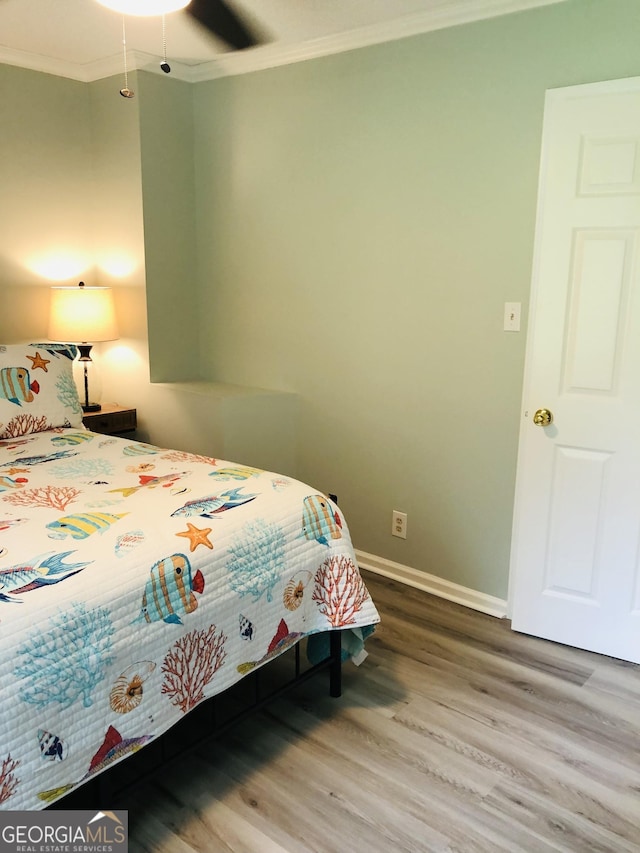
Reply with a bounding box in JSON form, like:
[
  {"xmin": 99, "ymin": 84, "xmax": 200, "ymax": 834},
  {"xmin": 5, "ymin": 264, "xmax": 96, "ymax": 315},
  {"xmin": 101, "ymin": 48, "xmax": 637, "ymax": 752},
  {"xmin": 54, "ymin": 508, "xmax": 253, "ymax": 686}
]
[{"xmin": 0, "ymin": 343, "xmax": 84, "ymax": 438}]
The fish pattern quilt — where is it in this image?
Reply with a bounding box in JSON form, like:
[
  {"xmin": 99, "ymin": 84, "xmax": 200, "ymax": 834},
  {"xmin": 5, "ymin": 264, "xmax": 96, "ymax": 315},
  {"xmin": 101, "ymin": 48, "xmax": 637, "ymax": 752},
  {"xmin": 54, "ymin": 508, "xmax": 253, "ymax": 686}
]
[{"xmin": 0, "ymin": 428, "xmax": 379, "ymax": 810}]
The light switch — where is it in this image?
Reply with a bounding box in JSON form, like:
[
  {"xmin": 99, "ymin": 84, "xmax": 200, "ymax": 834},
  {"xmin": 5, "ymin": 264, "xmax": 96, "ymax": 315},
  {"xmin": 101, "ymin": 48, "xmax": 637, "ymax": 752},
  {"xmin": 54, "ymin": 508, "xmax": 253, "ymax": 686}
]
[{"xmin": 504, "ymin": 302, "xmax": 521, "ymax": 332}]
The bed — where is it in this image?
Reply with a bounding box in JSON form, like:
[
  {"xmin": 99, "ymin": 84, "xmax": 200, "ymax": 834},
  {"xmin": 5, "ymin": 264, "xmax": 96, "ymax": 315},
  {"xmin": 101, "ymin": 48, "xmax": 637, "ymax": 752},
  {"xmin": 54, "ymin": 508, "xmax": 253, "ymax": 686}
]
[{"xmin": 0, "ymin": 343, "xmax": 380, "ymax": 811}]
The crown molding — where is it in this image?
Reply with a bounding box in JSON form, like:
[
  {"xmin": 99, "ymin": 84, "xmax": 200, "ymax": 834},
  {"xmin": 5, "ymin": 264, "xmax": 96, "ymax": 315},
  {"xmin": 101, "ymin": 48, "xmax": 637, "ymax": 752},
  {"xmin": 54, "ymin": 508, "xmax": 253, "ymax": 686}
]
[
  {"xmin": 195, "ymin": 0, "xmax": 565, "ymax": 81},
  {"xmin": 0, "ymin": 46, "xmax": 89, "ymax": 82},
  {"xmin": 0, "ymin": 0, "xmax": 565, "ymax": 84},
  {"xmin": 0, "ymin": 46, "xmax": 206, "ymax": 83},
  {"xmin": 126, "ymin": 50, "xmax": 207, "ymax": 82}
]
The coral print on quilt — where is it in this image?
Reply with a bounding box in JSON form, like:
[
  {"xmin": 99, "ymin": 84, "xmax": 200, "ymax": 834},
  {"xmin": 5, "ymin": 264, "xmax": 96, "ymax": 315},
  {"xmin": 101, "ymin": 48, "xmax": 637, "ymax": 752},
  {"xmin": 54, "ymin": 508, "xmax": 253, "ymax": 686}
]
[{"xmin": 0, "ymin": 417, "xmax": 380, "ymax": 810}]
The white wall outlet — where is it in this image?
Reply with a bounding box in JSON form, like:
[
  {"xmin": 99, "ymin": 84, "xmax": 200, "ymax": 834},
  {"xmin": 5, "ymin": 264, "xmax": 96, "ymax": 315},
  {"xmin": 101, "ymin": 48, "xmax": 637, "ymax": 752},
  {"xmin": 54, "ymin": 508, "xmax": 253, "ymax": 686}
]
[
  {"xmin": 504, "ymin": 302, "xmax": 521, "ymax": 331},
  {"xmin": 392, "ymin": 510, "xmax": 407, "ymax": 539}
]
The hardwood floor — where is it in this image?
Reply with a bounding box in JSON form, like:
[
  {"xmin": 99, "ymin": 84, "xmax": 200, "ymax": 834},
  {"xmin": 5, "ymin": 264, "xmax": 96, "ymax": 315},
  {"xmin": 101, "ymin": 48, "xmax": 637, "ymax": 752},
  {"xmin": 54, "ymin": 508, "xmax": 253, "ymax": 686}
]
[{"xmin": 127, "ymin": 571, "xmax": 640, "ymax": 852}]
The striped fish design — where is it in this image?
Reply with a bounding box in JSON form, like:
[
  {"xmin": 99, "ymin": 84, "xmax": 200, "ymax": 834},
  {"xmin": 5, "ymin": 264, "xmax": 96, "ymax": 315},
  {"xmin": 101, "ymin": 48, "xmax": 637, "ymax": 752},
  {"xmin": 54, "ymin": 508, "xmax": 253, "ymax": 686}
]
[
  {"xmin": 208, "ymin": 466, "xmax": 262, "ymax": 481},
  {"xmin": 123, "ymin": 443, "xmax": 159, "ymax": 457},
  {"xmin": 170, "ymin": 488, "xmax": 257, "ymax": 519},
  {"xmin": 51, "ymin": 432, "xmax": 94, "ymax": 446},
  {"xmin": 0, "ymin": 366, "xmax": 39, "ymax": 405},
  {"xmin": 109, "ymin": 471, "xmax": 188, "ymax": 498},
  {"xmin": 1, "ymin": 450, "xmax": 78, "ymax": 468},
  {"xmin": 302, "ymin": 495, "xmax": 342, "ymax": 546},
  {"xmin": 0, "ymin": 436, "xmax": 36, "ymax": 451},
  {"xmin": 0, "ymin": 475, "xmax": 28, "ymax": 492},
  {"xmin": 138, "ymin": 553, "xmax": 205, "ymax": 625},
  {"xmin": 46, "ymin": 511, "xmax": 128, "ymax": 540},
  {"xmin": 0, "ymin": 550, "xmax": 90, "ymax": 602}
]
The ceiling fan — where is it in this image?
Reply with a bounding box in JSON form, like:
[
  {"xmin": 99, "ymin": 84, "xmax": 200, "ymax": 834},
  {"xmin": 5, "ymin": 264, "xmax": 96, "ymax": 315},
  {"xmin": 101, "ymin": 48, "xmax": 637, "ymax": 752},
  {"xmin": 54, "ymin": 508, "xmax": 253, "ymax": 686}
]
[
  {"xmin": 94, "ymin": 0, "xmax": 266, "ymax": 97},
  {"xmin": 96, "ymin": 0, "xmax": 265, "ymax": 51},
  {"xmin": 186, "ymin": 0, "xmax": 263, "ymax": 50}
]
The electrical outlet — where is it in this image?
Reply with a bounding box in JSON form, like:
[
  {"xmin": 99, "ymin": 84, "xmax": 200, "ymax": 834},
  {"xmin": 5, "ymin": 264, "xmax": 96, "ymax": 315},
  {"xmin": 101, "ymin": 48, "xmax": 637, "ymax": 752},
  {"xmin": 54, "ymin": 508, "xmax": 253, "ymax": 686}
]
[{"xmin": 392, "ymin": 510, "xmax": 407, "ymax": 539}]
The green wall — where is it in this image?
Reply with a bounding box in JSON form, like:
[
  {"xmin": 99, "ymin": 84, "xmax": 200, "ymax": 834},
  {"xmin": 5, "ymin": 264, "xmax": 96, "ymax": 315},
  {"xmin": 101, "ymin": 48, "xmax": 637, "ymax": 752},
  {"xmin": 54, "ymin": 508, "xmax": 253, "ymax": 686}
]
[
  {"xmin": 0, "ymin": 63, "xmax": 297, "ymax": 475},
  {"xmin": 192, "ymin": 0, "xmax": 640, "ymax": 598},
  {"xmin": 2, "ymin": 0, "xmax": 639, "ymax": 601},
  {"xmin": 137, "ymin": 73, "xmax": 199, "ymax": 382},
  {"xmin": 0, "ymin": 65, "xmax": 92, "ymax": 341}
]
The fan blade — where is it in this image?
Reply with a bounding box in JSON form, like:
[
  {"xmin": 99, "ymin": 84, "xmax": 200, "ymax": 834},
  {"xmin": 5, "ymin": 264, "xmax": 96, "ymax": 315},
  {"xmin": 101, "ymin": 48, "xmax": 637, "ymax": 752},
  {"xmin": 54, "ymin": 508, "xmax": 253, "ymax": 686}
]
[{"xmin": 186, "ymin": 0, "xmax": 261, "ymax": 50}]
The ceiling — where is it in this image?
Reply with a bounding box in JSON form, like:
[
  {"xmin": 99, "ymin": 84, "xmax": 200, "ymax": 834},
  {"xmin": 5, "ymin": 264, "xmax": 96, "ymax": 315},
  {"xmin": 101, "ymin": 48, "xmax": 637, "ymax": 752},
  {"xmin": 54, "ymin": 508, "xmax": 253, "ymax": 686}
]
[{"xmin": 0, "ymin": 0, "xmax": 564, "ymax": 82}]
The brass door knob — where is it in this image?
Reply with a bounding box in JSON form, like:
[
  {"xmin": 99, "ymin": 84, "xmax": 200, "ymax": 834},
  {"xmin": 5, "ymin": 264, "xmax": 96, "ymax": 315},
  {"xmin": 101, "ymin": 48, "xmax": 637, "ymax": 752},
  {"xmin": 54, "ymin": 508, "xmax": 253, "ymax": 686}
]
[{"xmin": 533, "ymin": 408, "xmax": 553, "ymax": 427}]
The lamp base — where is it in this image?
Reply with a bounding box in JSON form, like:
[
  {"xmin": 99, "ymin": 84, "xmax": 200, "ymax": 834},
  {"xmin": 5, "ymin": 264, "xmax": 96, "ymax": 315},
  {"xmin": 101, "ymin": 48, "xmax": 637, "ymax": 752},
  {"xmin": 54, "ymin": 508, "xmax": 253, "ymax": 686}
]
[{"xmin": 82, "ymin": 403, "xmax": 102, "ymax": 413}]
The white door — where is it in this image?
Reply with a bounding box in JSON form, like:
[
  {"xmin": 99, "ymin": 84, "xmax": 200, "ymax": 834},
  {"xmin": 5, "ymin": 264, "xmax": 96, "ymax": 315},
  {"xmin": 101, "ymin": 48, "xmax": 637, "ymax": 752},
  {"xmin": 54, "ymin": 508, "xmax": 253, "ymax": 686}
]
[{"xmin": 509, "ymin": 77, "xmax": 640, "ymax": 664}]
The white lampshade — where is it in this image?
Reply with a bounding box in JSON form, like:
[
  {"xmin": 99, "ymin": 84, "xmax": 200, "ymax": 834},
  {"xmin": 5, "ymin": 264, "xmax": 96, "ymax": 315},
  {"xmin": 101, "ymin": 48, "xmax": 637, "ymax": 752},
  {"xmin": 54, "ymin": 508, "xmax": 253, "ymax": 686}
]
[
  {"xmin": 95, "ymin": 0, "xmax": 190, "ymax": 15},
  {"xmin": 48, "ymin": 282, "xmax": 119, "ymax": 343}
]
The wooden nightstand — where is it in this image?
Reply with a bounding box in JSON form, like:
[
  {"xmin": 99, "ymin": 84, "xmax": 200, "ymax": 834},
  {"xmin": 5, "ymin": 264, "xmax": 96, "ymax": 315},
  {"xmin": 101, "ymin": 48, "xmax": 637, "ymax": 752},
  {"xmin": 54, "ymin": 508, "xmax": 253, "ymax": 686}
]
[{"xmin": 83, "ymin": 403, "xmax": 137, "ymax": 436}]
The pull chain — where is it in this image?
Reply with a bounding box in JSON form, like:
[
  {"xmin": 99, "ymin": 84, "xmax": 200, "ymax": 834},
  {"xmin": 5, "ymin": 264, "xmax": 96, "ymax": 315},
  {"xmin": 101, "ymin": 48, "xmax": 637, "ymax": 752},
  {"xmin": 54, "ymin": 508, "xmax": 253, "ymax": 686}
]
[
  {"xmin": 160, "ymin": 14, "xmax": 171, "ymax": 73},
  {"xmin": 120, "ymin": 17, "xmax": 135, "ymax": 98}
]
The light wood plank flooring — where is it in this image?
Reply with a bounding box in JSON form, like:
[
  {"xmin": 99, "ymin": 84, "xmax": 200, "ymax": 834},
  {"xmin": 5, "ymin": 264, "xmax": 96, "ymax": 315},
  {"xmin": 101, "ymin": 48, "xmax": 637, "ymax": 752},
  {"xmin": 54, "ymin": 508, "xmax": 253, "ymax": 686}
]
[{"xmin": 127, "ymin": 571, "xmax": 640, "ymax": 853}]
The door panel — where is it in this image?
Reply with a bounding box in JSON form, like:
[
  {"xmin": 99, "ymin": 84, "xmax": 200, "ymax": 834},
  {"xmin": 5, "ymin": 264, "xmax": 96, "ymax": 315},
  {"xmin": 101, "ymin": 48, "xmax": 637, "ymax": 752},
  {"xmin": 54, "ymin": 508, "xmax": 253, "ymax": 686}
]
[
  {"xmin": 564, "ymin": 231, "xmax": 632, "ymax": 393},
  {"xmin": 545, "ymin": 445, "xmax": 610, "ymax": 597},
  {"xmin": 509, "ymin": 77, "xmax": 640, "ymax": 663}
]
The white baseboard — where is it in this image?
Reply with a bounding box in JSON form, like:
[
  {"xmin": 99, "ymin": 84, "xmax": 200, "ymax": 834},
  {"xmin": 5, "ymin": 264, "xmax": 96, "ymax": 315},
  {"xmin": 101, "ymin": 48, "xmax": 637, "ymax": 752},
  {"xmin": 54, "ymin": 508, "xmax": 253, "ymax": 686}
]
[{"xmin": 355, "ymin": 550, "xmax": 508, "ymax": 619}]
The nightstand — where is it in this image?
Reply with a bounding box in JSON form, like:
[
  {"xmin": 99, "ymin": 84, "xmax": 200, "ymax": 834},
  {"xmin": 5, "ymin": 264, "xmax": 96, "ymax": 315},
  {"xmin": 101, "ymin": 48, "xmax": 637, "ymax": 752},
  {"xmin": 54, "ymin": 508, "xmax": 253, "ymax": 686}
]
[{"xmin": 83, "ymin": 403, "xmax": 137, "ymax": 436}]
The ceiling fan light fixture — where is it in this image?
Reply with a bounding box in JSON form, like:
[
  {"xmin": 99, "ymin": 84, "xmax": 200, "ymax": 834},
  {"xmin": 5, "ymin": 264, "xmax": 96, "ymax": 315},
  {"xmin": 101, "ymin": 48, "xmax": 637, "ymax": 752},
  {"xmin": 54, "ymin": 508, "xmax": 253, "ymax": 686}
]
[{"xmin": 96, "ymin": 0, "xmax": 190, "ymax": 16}]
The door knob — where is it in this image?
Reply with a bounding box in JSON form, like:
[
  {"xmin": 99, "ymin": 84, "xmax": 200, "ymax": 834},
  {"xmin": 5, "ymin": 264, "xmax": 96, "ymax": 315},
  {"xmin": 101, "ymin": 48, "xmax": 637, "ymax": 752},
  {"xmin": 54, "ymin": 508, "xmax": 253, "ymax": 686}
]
[{"xmin": 533, "ymin": 408, "xmax": 553, "ymax": 427}]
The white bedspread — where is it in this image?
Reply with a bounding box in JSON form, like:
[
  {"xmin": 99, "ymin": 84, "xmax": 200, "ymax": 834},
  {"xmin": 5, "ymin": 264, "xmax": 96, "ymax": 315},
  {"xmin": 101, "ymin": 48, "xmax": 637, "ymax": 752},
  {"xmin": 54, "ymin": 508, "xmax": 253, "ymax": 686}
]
[{"xmin": 0, "ymin": 428, "xmax": 379, "ymax": 810}]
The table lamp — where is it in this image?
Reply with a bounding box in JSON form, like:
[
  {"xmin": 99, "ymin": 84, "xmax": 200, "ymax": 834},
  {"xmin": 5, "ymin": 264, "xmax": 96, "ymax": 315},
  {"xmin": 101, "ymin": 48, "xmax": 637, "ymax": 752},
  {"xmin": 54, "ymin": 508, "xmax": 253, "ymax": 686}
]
[{"xmin": 48, "ymin": 281, "xmax": 119, "ymax": 412}]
